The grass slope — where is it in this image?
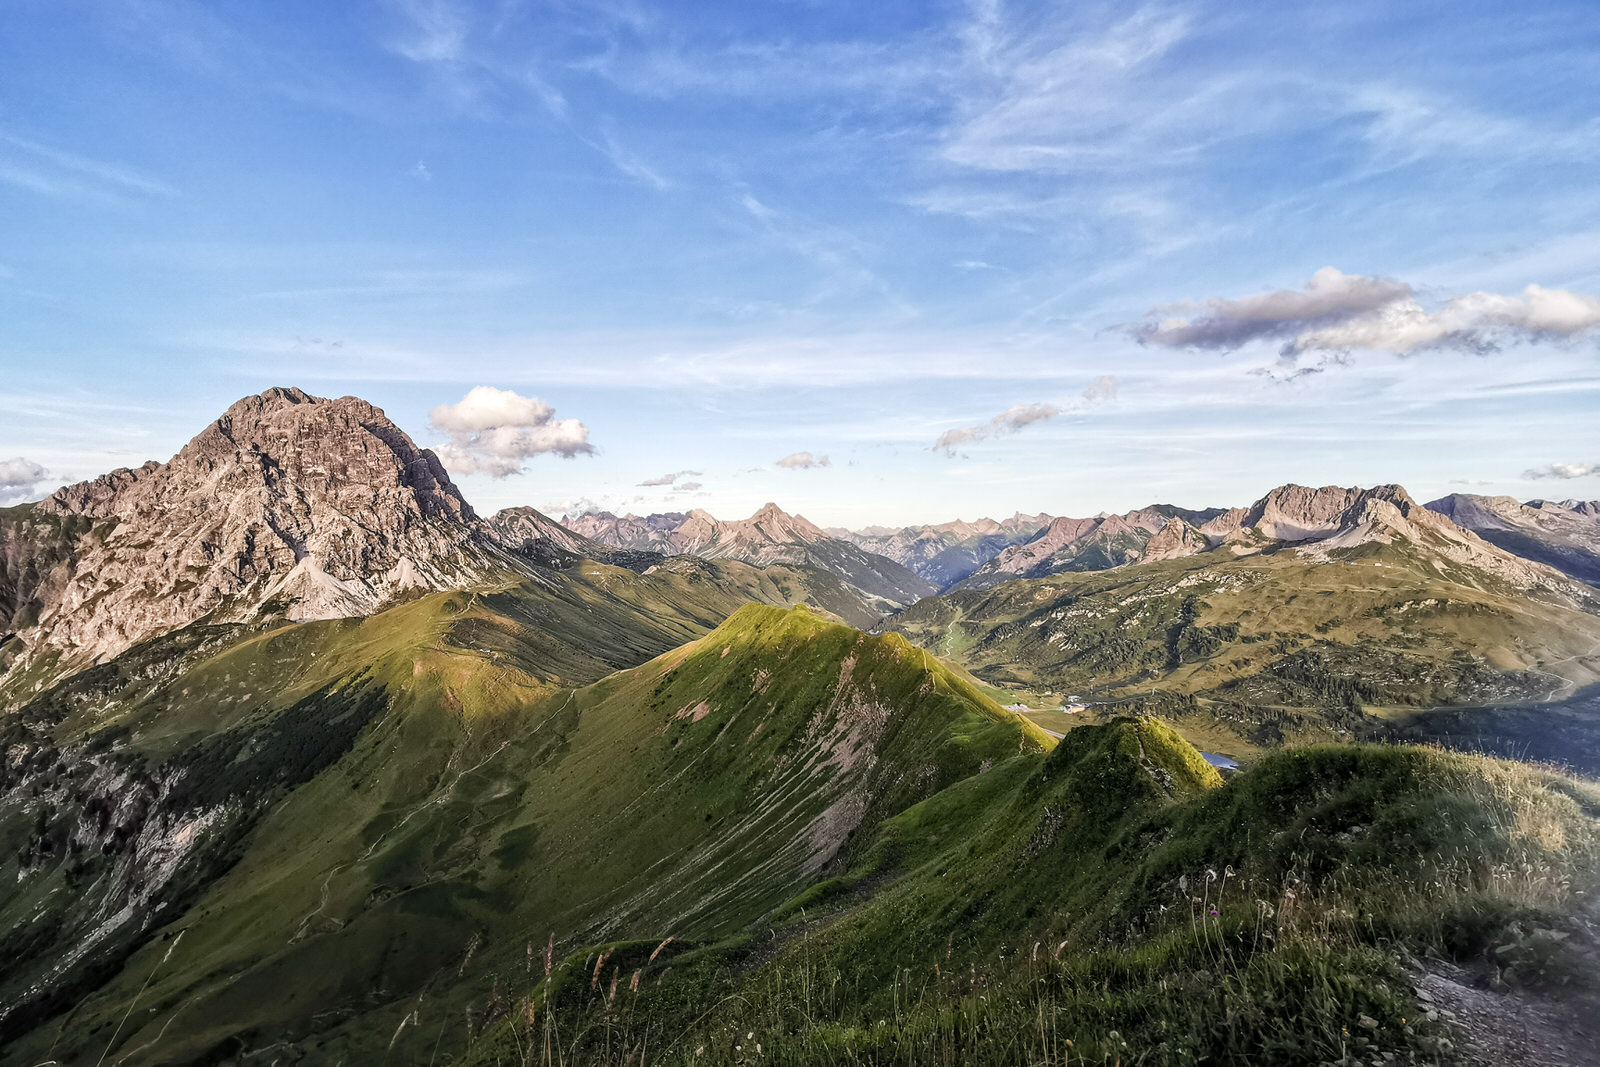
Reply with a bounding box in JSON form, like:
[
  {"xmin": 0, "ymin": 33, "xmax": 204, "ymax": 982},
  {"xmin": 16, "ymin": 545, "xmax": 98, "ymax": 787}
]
[
  {"xmin": 2, "ymin": 604, "xmax": 1041, "ymax": 1065},
  {"xmin": 888, "ymin": 540, "xmax": 1600, "ymax": 748},
  {"xmin": 0, "ymin": 555, "xmax": 886, "ymax": 1054},
  {"xmin": 464, "ymin": 721, "xmax": 1600, "ymax": 1067}
]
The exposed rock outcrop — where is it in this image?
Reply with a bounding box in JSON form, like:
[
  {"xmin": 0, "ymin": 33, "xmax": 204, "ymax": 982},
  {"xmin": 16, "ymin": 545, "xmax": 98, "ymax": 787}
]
[
  {"xmin": 1427, "ymin": 493, "xmax": 1600, "ymax": 586},
  {"xmin": 1140, "ymin": 516, "xmax": 1210, "ymax": 562},
  {"xmin": 10, "ymin": 388, "xmax": 494, "ymax": 667}
]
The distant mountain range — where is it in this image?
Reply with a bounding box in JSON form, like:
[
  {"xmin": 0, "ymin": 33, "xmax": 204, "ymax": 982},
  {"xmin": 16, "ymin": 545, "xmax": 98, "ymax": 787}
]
[
  {"xmin": 826, "ymin": 514, "xmax": 1052, "ymax": 586},
  {"xmin": 565, "ymin": 504, "xmax": 936, "ymax": 610},
  {"xmin": 0, "ymin": 389, "xmax": 887, "ymax": 675},
  {"xmin": 889, "ymin": 482, "xmax": 1600, "ymax": 728},
  {"xmin": 4, "ymin": 386, "xmax": 1597, "ymax": 686},
  {"xmin": 1426, "ymin": 493, "xmax": 1600, "ymax": 586},
  {"xmin": 588, "ymin": 485, "xmax": 1600, "ymax": 600},
  {"xmin": 5, "ymin": 387, "xmax": 1600, "ymax": 1063}
]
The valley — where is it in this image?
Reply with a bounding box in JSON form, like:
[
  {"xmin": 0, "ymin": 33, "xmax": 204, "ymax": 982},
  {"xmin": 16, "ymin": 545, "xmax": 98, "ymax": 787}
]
[{"xmin": 1, "ymin": 389, "xmax": 1598, "ymax": 1066}]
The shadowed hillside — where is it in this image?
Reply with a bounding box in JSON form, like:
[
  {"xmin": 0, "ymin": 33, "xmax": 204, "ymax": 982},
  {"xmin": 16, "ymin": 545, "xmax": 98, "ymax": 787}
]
[
  {"xmin": 0, "ymin": 603, "xmax": 1041, "ymax": 1064},
  {"xmin": 461, "ymin": 720, "xmax": 1600, "ymax": 1066}
]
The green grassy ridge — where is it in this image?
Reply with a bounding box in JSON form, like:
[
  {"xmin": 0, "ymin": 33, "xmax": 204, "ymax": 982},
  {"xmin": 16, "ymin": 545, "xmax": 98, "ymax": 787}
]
[
  {"xmin": 0, "ymin": 558, "xmax": 883, "ymax": 1062},
  {"xmin": 466, "ymin": 723, "xmax": 1600, "ymax": 1066},
  {"xmin": 0, "ymin": 679, "xmax": 391, "ymax": 1046},
  {"xmin": 888, "ymin": 540, "xmax": 1600, "ymax": 735},
  {"xmin": 5, "ymin": 605, "xmax": 1043, "ymax": 1065}
]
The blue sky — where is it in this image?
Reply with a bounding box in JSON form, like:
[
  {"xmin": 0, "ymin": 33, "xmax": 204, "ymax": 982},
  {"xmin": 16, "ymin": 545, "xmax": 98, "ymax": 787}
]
[{"xmin": 2, "ymin": 0, "xmax": 1598, "ymax": 526}]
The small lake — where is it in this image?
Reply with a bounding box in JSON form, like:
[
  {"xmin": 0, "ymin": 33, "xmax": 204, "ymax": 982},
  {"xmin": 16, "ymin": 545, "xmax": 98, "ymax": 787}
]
[
  {"xmin": 1201, "ymin": 752, "xmax": 1239, "ymax": 770},
  {"xmin": 1383, "ymin": 685, "xmax": 1600, "ymax": 779}
]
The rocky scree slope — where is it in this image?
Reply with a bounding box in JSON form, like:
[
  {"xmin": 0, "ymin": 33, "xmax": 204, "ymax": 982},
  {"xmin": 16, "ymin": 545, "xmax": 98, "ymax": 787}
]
[
  {"xmin": 569, "ymin": 502, "xmax": 936, "ymax": 610},
  {"xmin": 1428, "ymin": 493, "xmax": 1600, "ymax": 586},
  {"xmin": 2, "ymin": 387, "xmax": 495, "ymax": 670}
]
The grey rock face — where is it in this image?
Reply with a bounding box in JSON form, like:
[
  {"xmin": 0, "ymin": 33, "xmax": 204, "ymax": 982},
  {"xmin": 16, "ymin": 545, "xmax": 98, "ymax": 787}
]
[
  {"xmin": 1427, "ymin": 494, "xmax": 1600, "ymax": 586},
  {"xmin": 12, "ymin": 387, "xmax": 493, "ymax": 667}
]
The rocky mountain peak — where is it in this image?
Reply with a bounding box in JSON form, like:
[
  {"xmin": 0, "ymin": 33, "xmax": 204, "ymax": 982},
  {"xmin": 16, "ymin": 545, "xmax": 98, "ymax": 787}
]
[
  {"xmin": 19, "ymin": 388, "xmax": 487, "ymax": 666},
  {"xmin": 1140, "ymin": 516, "xmax": 1209, "ymax": 562},
  {"xmin": 744, "ymin": 502, "xmax": 825, "ymax": 543},
  {"xmin": 1241, "ymin": 483, "xmax": 1415, "ymax": 541}
]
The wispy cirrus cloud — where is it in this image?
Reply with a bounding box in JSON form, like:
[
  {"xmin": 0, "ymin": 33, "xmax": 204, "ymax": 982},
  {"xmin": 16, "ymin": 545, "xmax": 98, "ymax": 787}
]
[
  {"xmin": 1134, "ymin": 267, "xmax": 1600, "ymax": 357},
  {"xmin": 429, "ymin": 386, "xmax": 594, "ymax": 477},
  {"xmin": 0, "ymin": 131, "xmax": 177, "ymax": 202}
]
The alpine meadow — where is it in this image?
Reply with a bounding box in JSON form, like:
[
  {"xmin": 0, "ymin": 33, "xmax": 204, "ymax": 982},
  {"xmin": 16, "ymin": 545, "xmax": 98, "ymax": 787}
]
[{"xmin": 4, "ymin": 3, "xmax": 1600, "ymax": 1066}]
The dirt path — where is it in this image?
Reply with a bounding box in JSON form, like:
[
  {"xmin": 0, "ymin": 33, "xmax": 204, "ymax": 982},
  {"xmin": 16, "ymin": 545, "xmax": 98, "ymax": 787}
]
[{"xmin": 1414, "ymin": 959, "xmax": 1600, "ymax": 1066}]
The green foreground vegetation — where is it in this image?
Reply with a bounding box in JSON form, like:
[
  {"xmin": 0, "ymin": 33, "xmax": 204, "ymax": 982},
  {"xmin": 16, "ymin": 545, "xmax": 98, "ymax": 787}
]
[
  {"xmin": 460, "ymin": 721, "xmax": 1600, "ymax": 1066},
  {"xmin": 1, "ymin": 551, "xmax": 1598, "ymax": 1065}
]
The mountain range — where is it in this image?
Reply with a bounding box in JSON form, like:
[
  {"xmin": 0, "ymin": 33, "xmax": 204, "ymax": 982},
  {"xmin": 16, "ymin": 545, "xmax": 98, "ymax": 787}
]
[
  {"xmin": 2, "ymin": 388, "xmax": 1599, "ymax": 1066},
  {"xmin": 567, "ymin": 503, "xmax": 935, "ymax": 611},
  {"xmin": 1427, "ymin": 493, "xmax": 1600, "ymax": 586},
  {"xmin": 0, "ymin": 390, "xmax": 898, "ymax": 678},
  {"xmin": 826, "ymin": 513, "xmax": 1052, "ymax": 586}
]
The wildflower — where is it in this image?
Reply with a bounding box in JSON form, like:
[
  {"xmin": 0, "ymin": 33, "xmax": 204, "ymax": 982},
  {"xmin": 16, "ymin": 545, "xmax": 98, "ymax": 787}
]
[
  {"xmin": 649, "ymin": 936, "xmax": 675, "ymax": 963},
  {"xmin": 629, "ymin": 969, "xmax": 641, "ymax": 993},
  {"xmin": 544, "ymin": 932, "xmax": 554, "ymax": 977},
  {"xmin": 1209, "ymin": 907, "xmax": 1218, "ymax": 916}
]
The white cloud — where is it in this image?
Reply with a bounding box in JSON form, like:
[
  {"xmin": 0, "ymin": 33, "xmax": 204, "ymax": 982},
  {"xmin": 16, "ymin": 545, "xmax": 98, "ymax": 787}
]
[
  {"xmin": 0, "ymin": 457, "xmax": 48, "ymax": 504},
  {"xmin": 1525, "ymin": 462, "xmax": 1598, "ymax": 480},
  {"xmin": 932, "ymin": 375, "xmax": 1116, "ymax": 455},
  {"xmin": 934, "ymin": 402, "xmax": 1060, "ymax": 455},
  {"xmin": 639, "ymin": 469, "xmax": 702, "ymax": 487},
  {"xmin": 429, "ymin": 386, "xmax": 593, "ymax": 477},
  {"xmin": 1135, "ymin": 268, "xmax": 1600, "ymax": 356},
  {"xmin": 1082, "ymin": 374, "xmax": 1118, "ymax": 401},
  {"xmin": 776, "ymin": 451, "xmax": 830, "ymax": 469}
]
